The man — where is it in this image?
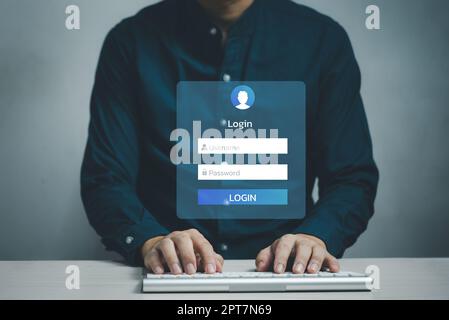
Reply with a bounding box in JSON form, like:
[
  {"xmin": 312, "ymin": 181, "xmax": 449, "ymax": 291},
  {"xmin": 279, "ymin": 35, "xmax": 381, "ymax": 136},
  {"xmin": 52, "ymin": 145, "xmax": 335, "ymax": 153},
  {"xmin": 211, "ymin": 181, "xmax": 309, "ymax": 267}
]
[{"xmin": 81, "ymin": 0, "xmax": 379, "ymax": 275}]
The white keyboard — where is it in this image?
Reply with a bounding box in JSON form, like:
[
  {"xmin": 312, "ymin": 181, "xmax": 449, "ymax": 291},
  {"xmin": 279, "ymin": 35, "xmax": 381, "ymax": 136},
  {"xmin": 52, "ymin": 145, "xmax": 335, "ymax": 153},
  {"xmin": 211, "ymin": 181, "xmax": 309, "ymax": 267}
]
[{"xmin": 142, "ymin": 271, "xmax": 373, "ymax": 292}]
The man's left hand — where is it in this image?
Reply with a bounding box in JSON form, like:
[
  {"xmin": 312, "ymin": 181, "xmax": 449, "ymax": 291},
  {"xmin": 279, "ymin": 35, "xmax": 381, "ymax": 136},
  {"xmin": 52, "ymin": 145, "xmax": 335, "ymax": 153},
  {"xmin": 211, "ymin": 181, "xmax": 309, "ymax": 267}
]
[{"xmin": 255, "ymin": 234, "xmax": 340, "ymax": 274}]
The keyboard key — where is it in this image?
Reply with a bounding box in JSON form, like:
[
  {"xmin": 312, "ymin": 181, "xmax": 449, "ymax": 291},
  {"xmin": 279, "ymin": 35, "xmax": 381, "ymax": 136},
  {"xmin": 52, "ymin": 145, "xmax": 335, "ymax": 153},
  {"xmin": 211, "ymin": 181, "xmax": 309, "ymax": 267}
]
[
  {"xmin": 334, "ymin": 272, "xmax": 352, "ymax": 277},
  {"xmin": 290, "ymin": 273, "xmax": 305, "ymax": 277},
  {"xmin": 318, "ymin": 272, "xmax": 335, "ymax": 277},
  {"xmin": 303, "ymin": 273, "xmax": 319, "ymax": 277},
  {"xmin": 348, "ymin": 272, "xmax": 367, "ymax": 277},
  {"xmin": 176, "ymin": 274, "xmax": 192, "ymax": 278},
  {"xmin": 257, "ymin": 272, "xmax": 276, "ymax": 278}
]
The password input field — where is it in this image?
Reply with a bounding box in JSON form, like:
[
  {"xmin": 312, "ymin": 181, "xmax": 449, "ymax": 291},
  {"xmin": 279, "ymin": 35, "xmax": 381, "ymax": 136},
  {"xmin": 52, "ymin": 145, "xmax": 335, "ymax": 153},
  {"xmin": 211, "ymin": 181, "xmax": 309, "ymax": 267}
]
[
  {"xmin": 198, "ymin": 164, "xmax": 288, "ymax": 180},
  {"xmin": 198, "ymin": 138, "xmax": 288, "ymax": 154}
]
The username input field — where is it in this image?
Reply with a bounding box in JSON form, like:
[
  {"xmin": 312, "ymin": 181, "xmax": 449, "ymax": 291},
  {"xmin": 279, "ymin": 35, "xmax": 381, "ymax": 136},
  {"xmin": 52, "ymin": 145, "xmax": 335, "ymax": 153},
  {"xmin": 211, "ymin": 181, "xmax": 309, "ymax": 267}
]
[
  {"xmin": 197, "ymin": 138, "xmax": 288, "ymax": 154},
  {"xmin": 198, "ymin": 164, "xmax": 288, "ymax": 180}
]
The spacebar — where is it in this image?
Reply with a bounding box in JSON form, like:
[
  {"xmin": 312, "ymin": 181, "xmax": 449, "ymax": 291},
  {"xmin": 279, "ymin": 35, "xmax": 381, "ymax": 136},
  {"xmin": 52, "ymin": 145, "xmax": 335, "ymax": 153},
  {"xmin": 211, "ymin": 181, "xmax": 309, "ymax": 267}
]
[{"xmin": 144, "ymin": 285, "xmax": 230, "ymax": 292}]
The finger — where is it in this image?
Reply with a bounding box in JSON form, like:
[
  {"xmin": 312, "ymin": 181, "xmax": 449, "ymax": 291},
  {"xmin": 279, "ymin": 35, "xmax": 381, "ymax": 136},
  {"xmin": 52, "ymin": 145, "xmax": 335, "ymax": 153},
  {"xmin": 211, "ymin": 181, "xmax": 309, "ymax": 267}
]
[
  {"xmin": 215, "ymin": 253, "xmax": 224, "ymax": 265},
  {"xmin": 195, "ymin": 253, "xmax": 223, "ymax": 272},
  {"xmin": 171, "ymin": 234, "xmax": 197, "ymax": 274},
  {"xmin": 292, "ymin": 242, "xmax": 312, "ymax": 274},
  {"xmin": 307, "ymin": 246, "xmax": 326, "ymax": 273},
  {"xmin": 255, "ymin": 246, "xmax": 274, "ymax": 272},
  {"xmin": 273, "ymin": 235, "xmax": 295, "ymax": 273},
  {"xmin": 158, "ymin": 238, "xmax": 182, "ymax": 274},
  {"xmin": 144, "ymin": 249, "xmax": 165, "ymax": 274},
  {"xmin": 215, "ymin": 254, "xmax": 224, "ymax": 272},
  {"xmin": 190, "ymin": 233, "xmax": 217, "ymax": 273},
  {"xmin": 323, "ymin": 253, "xmax": 340, "ymax": 273}
]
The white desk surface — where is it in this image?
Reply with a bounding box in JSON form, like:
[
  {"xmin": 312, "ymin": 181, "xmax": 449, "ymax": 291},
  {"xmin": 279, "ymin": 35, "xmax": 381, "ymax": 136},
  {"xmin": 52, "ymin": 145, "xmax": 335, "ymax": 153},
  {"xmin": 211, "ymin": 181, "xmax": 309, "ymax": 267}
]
[{"xmin": 0, "ymin": 258, "xmax": 448, "ymax": 300}]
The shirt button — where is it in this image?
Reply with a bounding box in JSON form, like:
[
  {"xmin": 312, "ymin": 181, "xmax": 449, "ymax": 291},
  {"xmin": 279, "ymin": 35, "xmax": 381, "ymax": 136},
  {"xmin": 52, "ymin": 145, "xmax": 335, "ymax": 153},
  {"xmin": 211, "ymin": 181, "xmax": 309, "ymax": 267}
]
[
  {"xmin": 125, "ymin": 236, "xmax": 134, "ymax": 245},
  {"xmin": 222, "ymin": 74, "xmax": 231, "ymax": 82},
  {"xmin": 220, "ymin": 243, "xmax": 228, "ymax": 251},
  {"xmin": 209, "ymin": 27, "xmax": 217, "ymax": 35}
]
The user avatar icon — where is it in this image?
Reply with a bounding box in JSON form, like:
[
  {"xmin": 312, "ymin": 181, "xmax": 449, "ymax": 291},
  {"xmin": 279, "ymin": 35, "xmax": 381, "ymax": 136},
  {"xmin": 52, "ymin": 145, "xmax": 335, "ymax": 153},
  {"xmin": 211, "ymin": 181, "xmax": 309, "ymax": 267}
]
[
  {"xmin": 236, "ymin": 91, "xmax": 250, "ymax": 110},
  {"xmin": 231, "ymin": 85, "xmax": 255, "ymax": 110}
]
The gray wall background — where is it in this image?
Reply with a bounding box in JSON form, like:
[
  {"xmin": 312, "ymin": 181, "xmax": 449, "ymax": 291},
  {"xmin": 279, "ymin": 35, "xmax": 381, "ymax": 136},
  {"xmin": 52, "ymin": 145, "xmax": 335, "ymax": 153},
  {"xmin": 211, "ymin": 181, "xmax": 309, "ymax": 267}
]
[{"xmin": 0, "ymin": 0, "xmax": 448, "ymax": 260}]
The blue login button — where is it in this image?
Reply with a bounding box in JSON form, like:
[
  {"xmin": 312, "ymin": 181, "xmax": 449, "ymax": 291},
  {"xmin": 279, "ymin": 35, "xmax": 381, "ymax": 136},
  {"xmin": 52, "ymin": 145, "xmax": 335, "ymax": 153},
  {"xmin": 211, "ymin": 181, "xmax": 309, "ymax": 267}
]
[{"xmin": 198, "ymin": 189, "xmax": 288, "ymax": 206}]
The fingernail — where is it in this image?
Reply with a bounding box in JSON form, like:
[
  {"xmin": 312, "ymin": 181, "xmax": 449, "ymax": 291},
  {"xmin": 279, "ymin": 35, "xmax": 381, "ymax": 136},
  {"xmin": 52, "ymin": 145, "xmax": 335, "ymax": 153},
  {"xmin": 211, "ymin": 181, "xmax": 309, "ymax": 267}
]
[
  {"xmin": 172, "ymin": 263, "xmax": 182, "ymax": 274},
  {"xmin": 293, "ymin": 263, "xmax": 304, "ymax": 273},
  {"xmin": 275, "ymin": 263, "xmax": 284, "ymax": 273},
  {"xmin": 206, "ymin": 263, "xmax": 216, "ymax": 274},
  {"xmin": 309, "ymin": 262, "xmax": 319, "ymax": 273},
  {"xmin": 186, "ymin": 263, "xmax": 196, "ymax": 274},
  {"xmin": 154, "ymin": 266, "xmax": 164, "ymax": 274}
]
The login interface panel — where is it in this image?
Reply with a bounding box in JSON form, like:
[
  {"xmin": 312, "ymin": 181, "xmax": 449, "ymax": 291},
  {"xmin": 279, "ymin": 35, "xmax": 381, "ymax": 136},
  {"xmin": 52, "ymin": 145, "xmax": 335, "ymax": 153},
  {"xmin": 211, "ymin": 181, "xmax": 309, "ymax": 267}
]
[{"xmin": 174, "ymin": 81, "xmax": 305, "ymax": 219}]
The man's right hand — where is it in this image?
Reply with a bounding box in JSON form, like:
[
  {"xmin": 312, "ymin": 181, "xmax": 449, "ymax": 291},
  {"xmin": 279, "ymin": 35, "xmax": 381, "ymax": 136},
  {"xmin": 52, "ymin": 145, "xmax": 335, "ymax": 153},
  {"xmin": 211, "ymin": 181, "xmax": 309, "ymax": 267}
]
[{"xmin": 141, "ymin": 229, "xmax": 224, "ymax": 275}]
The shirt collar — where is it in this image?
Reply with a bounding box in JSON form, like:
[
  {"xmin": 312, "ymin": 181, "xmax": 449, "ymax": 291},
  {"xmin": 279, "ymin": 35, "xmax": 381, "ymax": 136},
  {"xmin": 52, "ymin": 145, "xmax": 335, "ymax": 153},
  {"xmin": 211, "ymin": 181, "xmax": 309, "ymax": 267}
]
[{"xmin": 177, "ymin": 0, "xmax": 262, "ymax": 38}]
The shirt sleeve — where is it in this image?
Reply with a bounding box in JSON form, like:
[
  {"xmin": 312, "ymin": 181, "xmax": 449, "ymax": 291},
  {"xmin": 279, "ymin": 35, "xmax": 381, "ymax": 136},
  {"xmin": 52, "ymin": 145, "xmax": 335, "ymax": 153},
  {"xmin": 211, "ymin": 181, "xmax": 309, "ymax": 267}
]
[
  {"xmin": 294, "ymin": 22, "xmax": 379, "ymax": 258},
  {"xmin": 80, "ymin": 23, "xmax": 169, "ymax": 266}
]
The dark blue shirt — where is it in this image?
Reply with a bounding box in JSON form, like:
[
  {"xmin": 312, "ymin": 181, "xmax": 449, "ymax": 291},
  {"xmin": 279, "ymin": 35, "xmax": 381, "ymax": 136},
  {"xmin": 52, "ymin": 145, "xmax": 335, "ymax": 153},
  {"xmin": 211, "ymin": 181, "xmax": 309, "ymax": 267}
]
[{"xmin": 81, "ymin": 0, "xmax": 379, "ymax": 265}]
